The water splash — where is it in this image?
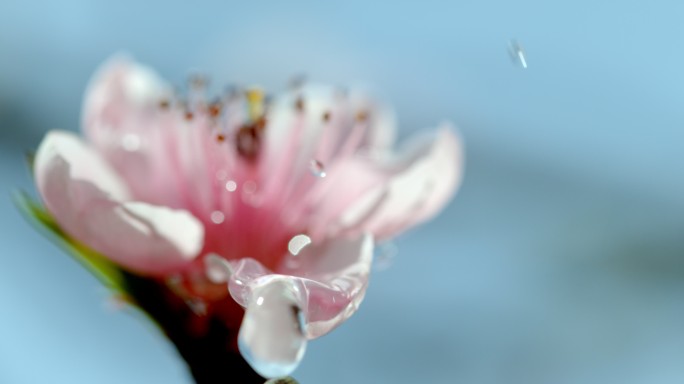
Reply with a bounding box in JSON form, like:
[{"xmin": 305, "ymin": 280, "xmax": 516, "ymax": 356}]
[
  {"xmin": 238, "ymin": 281, "xmax": 307, "ymax": 378},
  {"xmin": 309, "ymin": 159, "xmax": 326, "ymax": 178}
]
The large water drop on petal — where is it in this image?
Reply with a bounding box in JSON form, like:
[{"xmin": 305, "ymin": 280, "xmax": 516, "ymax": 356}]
[{"xmin": 238, "ymin": 280, "xmax": 307, "ymax": 379}]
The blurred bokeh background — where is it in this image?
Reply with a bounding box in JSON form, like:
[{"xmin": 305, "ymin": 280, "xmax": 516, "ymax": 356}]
[{"xmin": 2, "ymin": 1, "xmax": 684, "ymax": 383}]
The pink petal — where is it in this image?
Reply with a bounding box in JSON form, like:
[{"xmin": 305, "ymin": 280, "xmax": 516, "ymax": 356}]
[
  {"xmin": 258, "ymin": 85, "xmax": 397, "ymax": 208},
  {"xmin": 34, "ymin": 131, "xmax": 204, "ymax": 275},
  {"xmin": 227, "ymin": 233, "xmax": 374, "ymax": 339},
  {"xmin": 80, "ymin": 55, "xmax": 194, "ymax": 208},
  {"xmin": 336, "ymin": 125, "xmax": 464, "ymax": 239}
]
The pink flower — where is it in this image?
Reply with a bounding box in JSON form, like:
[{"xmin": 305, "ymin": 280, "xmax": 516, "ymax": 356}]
[{"xmin": 33, "ymin": 56, "xmax": 463, "ymax": 379}]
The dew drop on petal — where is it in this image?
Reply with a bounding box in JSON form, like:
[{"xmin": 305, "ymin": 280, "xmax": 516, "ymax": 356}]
[
  {"xmin": 225, "ymin": 180, "xmax": 237, "ymax": 192},
  {"xmin": 287, "ymin": 234, "xmax": 311, "ymax": 256},
  {"xmin": 121, "ymin": 134, "xmax": 141, "ymax": 151},
  {"xmin": 373, "ymin": 241, "xmax": 398, "ymax": 271},
  {"xmin": 238, "ymin": 282, "xmax": 307, "ymax": 379},
  {"xmin": 204, "ymin": 253, "xmax": 233, "ymax": 283},
  {"xmin": 309, "ymin": 159, "xmax": 326, "ymax": 178},
  {"xmin": 210, "ymin": 211, "xmax": 225, "ymax": 224}
]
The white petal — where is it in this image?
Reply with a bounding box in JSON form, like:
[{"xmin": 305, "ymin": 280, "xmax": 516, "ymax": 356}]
[{"xmin": 34, "ymin": 130, "xmax": 205, "ymax": 275}]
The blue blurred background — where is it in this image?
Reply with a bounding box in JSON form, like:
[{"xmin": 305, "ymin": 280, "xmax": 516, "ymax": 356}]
[{"xmin": 2, "ymin": 1, "xmax": 684, "ymax": 383}]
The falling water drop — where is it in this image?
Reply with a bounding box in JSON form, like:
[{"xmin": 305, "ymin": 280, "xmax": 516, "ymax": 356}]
[
  {"xmin": 309, "ymin": 159, "xmax": 326, "ymax": 178},
  {"xmin": 287, "ymin": 234, "xmax": 312, "ymax": 256},
  {"xmin": 373, "ymin": 241, "xmax": 398, "ymax": 271},
  {"xmin": 508, "ymin": 39, "xmax": 528, "ymax": 69},
  {"xmin": 238, "ymin": 281, "xmax": 307, "ymax": 379},
  {"xmin": 204, "ymin": 253, "xmax": 233, "ymax": 283}
]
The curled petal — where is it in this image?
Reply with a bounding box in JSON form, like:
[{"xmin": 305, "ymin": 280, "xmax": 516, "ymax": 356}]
[
  {"xmin": 337, "ymin": 124, "xmax": 464, "ymax": 239},
  {"xmin": 34, "ymin": 131, "xmax": 204, "ymax": 275}
]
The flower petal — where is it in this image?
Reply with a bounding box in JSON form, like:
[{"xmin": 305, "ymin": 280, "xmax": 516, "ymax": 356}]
[
  {"xmin": 34, "ymin": 131, "xmax": 204, "ymax": 275},
  {"xmin": 80, "ymin": 55, "xmax": 195, "ymax": 208},
  {"xmin": 336, "ymin": 124, "xmax": 464, "ymax": 239}
]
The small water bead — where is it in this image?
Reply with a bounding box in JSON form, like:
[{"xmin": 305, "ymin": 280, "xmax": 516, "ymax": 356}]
[
  {"xmin": 121, "ymin": 134, "xmax": 141, "ymax": 152},
  {"xmin": 186, "ymin": 299, "xmax": 207, "ymax": 316},
  {"xmin": 210, "ymin": 210, "xmax": 225, "ymax": 224},
  {"xmin": 238, "ymin": 281, "xmax": 307, "ymax": 378},
  {"xmin": 204, "ymin": 253, "xmax": 233, "ymax": 283},
  {"xmin": 309, "ymin": 159, "xmax": 326, "ymax": 178},
  {"xmin": 225, "ymin": 180, "xmax": 237, "ymax": 192},
  {"xmin": 287, "ymin": 234, "xmax": 312, "ymax": 256},
  {"xmin": 508, "ymin": 39, "xmax": 528, "ymax": 69}
]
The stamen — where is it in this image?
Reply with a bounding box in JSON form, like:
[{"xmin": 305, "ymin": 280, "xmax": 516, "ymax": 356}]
[
  {"xmin": 322, "ymin": 111, "xmax": 331, "ymax": 122},
  {"xmin": 245, "ymin": 88, "xmax": 265, "ymax": 121},
  {"xmin": 235, "ymin": 117, "xmax": 267, "ymax": 160},
  {"xmin": 208, "ymin": 102, "xmax": 222, "ymax": 118}
]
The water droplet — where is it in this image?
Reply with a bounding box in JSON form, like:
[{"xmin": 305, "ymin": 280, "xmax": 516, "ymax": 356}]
[
  {"xmin": 238, "ymin": 282, "xmax": 307, "ymax": 379},
  {"xmin": 204, "ymin": 253, "xmax": 233, "ymax": 283},
  {"xmin": 508, "ymin": 39, "xmax": 528, "ymax": 69},
  {"xmin": 373, "ymin": 242, "xmax": 398, "ymax": 271},
  {"xmin": 186, "ymin": 299, "xmax": 207, "ymax": 316},
  {"xmin": 210, "ymin": 211, "xmax": 225, "ymax": 224},
  {"xmin": 225, "ymin": 180, "xmax": 237, "ymax": 192},
  {"xmin": 309, "ymin": 159, "xmax": 326, "ymax": 178},
  {"xmin": 121, "ymin": 134, "xmax": 141, "ymax": 151},
  {"xmin": 287, "ymin": 234, "xmax": 312, "ymax": 256}
]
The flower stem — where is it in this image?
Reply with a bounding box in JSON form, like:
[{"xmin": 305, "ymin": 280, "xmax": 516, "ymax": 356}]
[{"xmin": 123, "ymin": 273, "xmax": 265, "ymax": 384}]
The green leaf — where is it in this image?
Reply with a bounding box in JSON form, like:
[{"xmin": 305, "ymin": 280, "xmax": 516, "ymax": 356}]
[{"xmin": 12, "ymin": 190, "xmax": 127, "ymax": 293}]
